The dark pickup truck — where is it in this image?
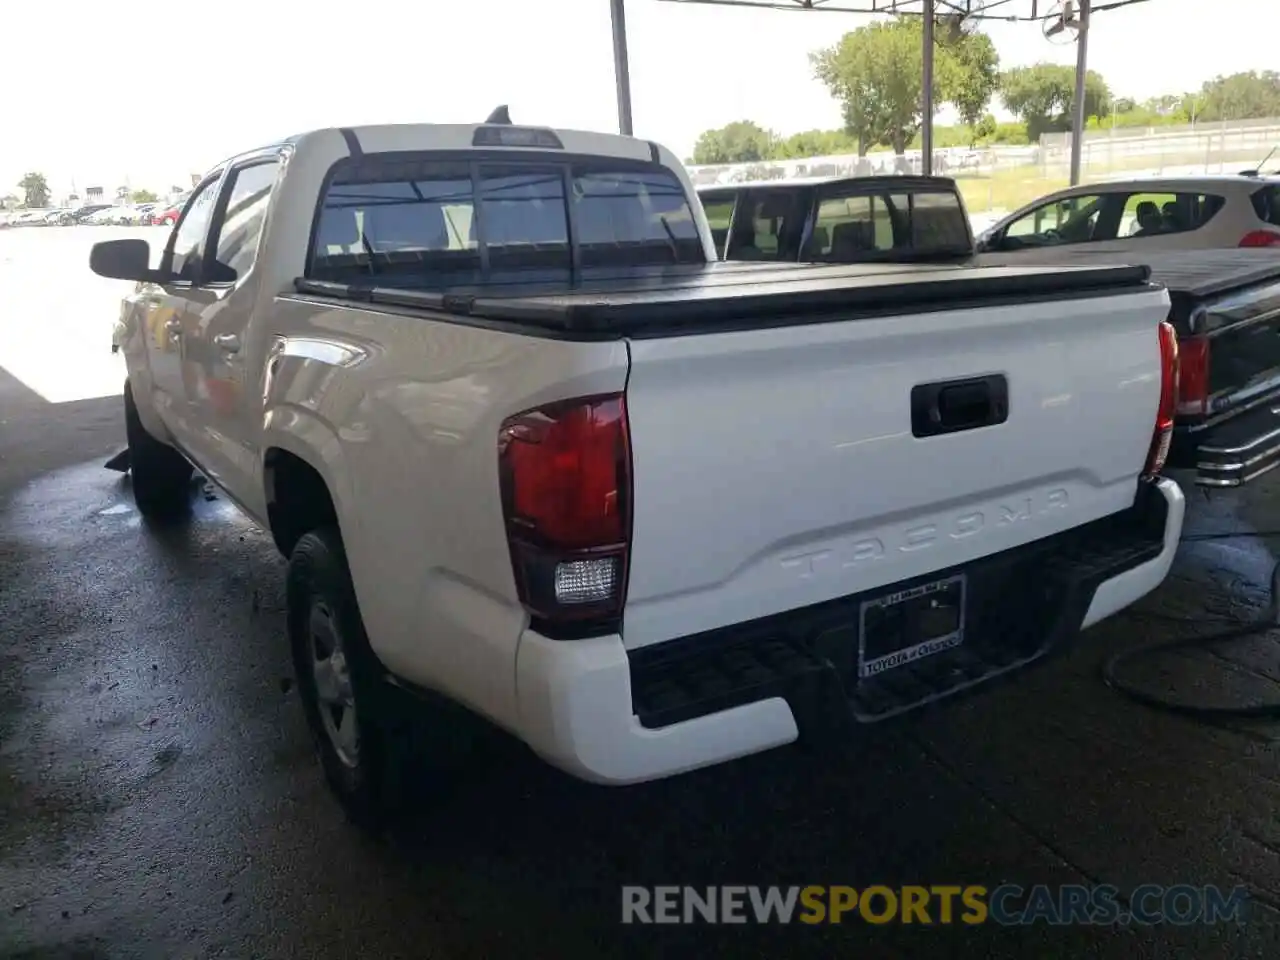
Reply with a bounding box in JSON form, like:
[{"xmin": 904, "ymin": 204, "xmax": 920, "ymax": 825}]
[{"xmin": 696, "ymin": 175, "xmax": 974, "ymax": 264}]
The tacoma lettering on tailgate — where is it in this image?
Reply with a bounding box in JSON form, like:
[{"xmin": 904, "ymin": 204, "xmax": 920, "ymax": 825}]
[{"xmin": 780, "ymin": 488, "xmax": 1070, "ymax": 578}]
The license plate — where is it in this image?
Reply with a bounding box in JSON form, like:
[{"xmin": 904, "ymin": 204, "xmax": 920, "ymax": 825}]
[{"xmin": 857, "ymin": 574, "xmax": 966, "ymax": 679}]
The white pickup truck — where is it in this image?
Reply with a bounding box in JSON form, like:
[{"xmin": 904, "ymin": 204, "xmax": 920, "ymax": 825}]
[{"xmin": 91, "ymin": 118, "xmax": 1185, "ymax": 823}]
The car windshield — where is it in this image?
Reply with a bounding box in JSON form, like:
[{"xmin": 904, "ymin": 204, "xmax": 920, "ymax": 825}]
[{"xmin": 307, "ymin": 153, "xmax": 705, "ymax": 287}]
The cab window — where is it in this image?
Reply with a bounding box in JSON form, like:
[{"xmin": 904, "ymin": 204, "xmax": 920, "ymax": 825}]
[
  {"xmin": 726, "ymin": 189, "xmax": 807, "ymax": 261},
  {"xmin": 699, "ymin": 191, "xmax": 736, "ymax": 257},
  {"xmin": 210, "ymin": 161, "xmax": 280, "ymax": 280},
  {"xmin": 167, "ymin": 176, "xmax": 222, "ymax": 281},
  {"xmin": 809, "ymin": 194, "xmax": 898, "ymax": 257}
]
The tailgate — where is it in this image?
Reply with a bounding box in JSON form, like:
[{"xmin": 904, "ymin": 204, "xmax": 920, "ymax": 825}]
[{"xmin": 620, "ymin": 285, "xmax": 1171, "ymax": 649}]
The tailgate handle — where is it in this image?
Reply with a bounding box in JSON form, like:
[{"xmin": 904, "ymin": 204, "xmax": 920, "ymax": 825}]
[{"xmin": 911, "ymin": 375, "xmax": 1009, "ymax": 438}]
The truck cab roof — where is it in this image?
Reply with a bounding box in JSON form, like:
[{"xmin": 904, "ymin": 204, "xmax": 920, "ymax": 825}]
[{"xmin": 697, "ymin": 174, "xmax": 962, "ymax": 195}]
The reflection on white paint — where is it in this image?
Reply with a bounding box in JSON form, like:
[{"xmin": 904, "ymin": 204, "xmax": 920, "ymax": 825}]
[{"xmin": 834, "ymin": 431, "xmax": 909, "ymax": 450}]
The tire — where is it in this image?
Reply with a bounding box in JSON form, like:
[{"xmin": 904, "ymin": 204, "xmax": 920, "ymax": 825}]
[
  {"xmin": 124, "ymin": 383, "xmax": 192, "ymax": 518},
  {"xmin": 287, "ymin": 527, "xmax": 394, "ymax": 827}
]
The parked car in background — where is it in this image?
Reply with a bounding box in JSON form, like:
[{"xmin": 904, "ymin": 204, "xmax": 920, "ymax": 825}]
[
  {"xmin": 8, "ymin": 209, "xmax": 50, "ymax": 226},
  {"xmin": 697, "ymin": 175, "xmax": 973, "ymax": 263},
  {"xmin": 974, "ymin": 175, "xmax": 1280, "ymax": 259},
  {"xmin": 132, "ymin": 203, "xmax": 158, "ymax": 224},
  {"xmin": 86, "ymin": 206, "xmax": 127, "ymax": 225},
  {"xmin": 150, "ymin": 203, "xmax": 181, "ymax": 225},
  {"xmin": 150, "ymin": 199, "xmax": 185, "ymax": 226},
  {"xmin": 59, "ymin": 203, "xmax": 114, "ymax": 225},
  {"xmin": 42, "ymin": 209, "xmax": 69, "ymax": 225},
  {"xmin": 109, "ymin": 204, "xmax": 151, "ymax": 225}
]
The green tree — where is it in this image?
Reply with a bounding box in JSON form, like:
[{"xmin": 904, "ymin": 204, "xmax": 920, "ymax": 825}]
[
  {"xmin": 943, "ymin": 30, "xmax": 1000, "ymax": 131},
  {"xmin": 811, "ymin": 18, "xmax": 1000, "ymax": 156},
  {"xmin": 772, "ymin": 128, "xmax": 856, "ymax": 159},
  {"xmin": 998, "ymin": 63, "xmax": 1111, "ymax": 141},
  {"xmin": 18, "ymin": 172, "xmax": 50, "ymax": 208},
  {"xmin": 690, "ymin": 120, "xmax": 777, "ymax": 164},
  {"xmin": 973, "ymin": 113, "xmax": 998, "ymax": 144},
  {"xmin": 1196, "ymin": 70, "xmax": 1280, "ymax": 121},
  {"xmin": 131, "ymin": 188, "xmax": 158, "ymax": 204},
  {"xmin": 1143, "ymin": 94, "xmax": 1181, "ymax": 115},
  {"xmin": 811, "ymin": 20, "xmax": 929, "ymax": 155}
]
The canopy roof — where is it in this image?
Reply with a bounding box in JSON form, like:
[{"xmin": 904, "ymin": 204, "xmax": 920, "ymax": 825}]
[{"xmin": 656, "ymin": 1, "xmax": 1151, "ymax": 21}]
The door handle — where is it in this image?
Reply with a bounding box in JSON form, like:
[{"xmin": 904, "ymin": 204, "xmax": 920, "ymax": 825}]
[{"xmin": 213, "ymin": 333, "xmax": 241, "ymax": 354}]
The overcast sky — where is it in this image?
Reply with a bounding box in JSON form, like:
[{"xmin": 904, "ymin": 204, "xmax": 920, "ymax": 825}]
[{"xmin": 1, "ymin": 0, "xmax": 1272, "ymax": 198}]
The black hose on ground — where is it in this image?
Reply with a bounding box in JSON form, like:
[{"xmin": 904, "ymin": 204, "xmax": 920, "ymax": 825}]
[{"xmin": 1101, "ymin": 534, "xmax": 1280, "ymax": 719}]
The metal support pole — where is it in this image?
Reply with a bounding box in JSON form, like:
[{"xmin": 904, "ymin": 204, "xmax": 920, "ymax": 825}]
[
  {"xmin": 921, "ymin": 0, "xmax": 934, "ymax": 176},
  {"xmin": 1069, "ymin": 0, "xmax": 1091, "ymax": 186},
  {"xmin": 610, "ymin": 0, "xmax": 634, "ymax": 137}
]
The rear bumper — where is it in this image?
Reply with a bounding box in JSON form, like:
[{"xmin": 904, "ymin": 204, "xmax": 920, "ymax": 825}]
[
  {"xmin": 1174, "ymin": 399, "xmax": 1280, "ymax": 487},
  {"xmin": 514, "ymin": 478, "xmax": 1184, "ymax": 785}
]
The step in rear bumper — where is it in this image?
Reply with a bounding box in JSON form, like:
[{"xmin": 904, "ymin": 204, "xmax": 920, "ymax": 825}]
[{"xmin": 513, "ymin": 478, "xmax": 1183, "ymax": 785}]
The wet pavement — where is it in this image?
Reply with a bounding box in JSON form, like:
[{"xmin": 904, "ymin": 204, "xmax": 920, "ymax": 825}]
[{"xmin": 5, "ymin": 229, "xmax": 1280, "ymax": 958}]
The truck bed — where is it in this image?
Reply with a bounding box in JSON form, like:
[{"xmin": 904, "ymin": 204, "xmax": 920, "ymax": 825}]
[
  {"xmin": 294, "ymin": 259, "xmax": 1152, "ymax": 336},
  {"xmin": 977, "ymin": 248, "xmax": 1280, "ymax": 325}
]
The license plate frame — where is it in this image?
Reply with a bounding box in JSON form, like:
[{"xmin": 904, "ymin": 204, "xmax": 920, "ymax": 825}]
[{"xmin": 857, "ymin": 574, "xmax": 967, "ymax": 679}]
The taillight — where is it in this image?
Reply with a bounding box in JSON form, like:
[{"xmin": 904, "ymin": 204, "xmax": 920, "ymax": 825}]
[
  {"xmin": 1144, "ymin": 321, "xmax": 1179, "ymax": 478},
  {"xmin": 498, "ymin": 394, "xmax": 631, "ymax": 634},
  {"xmin": 1175, "ymin": 336, "xmax": 1210, "ymax": 417},
  {"xmin": 1239, "ymin": 230, "xmax": 1280, "ymax": 247}
]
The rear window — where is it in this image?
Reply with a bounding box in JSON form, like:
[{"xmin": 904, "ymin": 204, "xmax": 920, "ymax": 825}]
[
  {"xmin": 309, "ymin": 155, "xmax": 704, "ymax": 284},
  {"xmin": 699, "ymin": 191, "xmax": 735, "ymax": 256},
  {"xmin": 804, "ymin": 189, "xmax": 969, "ymax": 260},
  {"xmin": 1251, "ymin": 185, "xmax": 1280, "ymax": 226},
  {"xmin": 1118, "ymin": 191, "xmax": 1225, "ymax": 236},
  {"xmin": 733, "ymin": 189, "xmax": 809, "ymax": 261}
]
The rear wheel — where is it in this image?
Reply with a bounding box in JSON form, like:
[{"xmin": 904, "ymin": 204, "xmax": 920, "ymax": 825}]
[
  {"xmin": 286, "ymin": 526, "xmax": 494, "ymax": 828},
  {"xmin": 288, "ymin": 527, "xmax": 393, "ymax": 828},
  {"xmin": 124, "ymin": 383, "xmax": 192, "ymax": 518}
]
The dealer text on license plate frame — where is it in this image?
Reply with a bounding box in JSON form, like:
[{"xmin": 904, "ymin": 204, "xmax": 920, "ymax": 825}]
[{"xmin": 857, "ymin": 574, "xmax": 967, "ymax": 679}]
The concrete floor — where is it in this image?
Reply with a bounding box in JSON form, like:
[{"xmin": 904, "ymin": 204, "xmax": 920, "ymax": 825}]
[{"xmin": 4, "ymin": 228, "xmax": 1280, "ymax": 959}]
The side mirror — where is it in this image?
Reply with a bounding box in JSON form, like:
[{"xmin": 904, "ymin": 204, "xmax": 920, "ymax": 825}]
[{"xmin": 90, "ymin": 238, "xmax": 157, "ymax": 282}]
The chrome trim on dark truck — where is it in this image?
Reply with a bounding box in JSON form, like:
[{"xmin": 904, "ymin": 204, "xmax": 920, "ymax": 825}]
[{"xmin": 1193, "ymin": 407, "xmax": 1280, "ymax": 487}]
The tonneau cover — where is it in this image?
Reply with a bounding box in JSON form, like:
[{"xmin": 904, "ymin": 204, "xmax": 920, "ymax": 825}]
[
  {"xmin": 296, "ymin": 259, "xmax": 1151, "ymax": 335},
  {"xmin": 978, "ymin": 248, "xmax": 1280, "ymax": 306}
]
